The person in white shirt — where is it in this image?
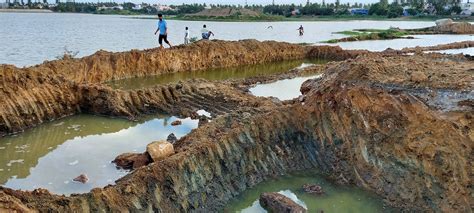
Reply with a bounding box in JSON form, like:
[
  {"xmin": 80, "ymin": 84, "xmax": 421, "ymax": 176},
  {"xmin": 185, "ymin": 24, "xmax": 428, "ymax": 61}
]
[{"xmin": 184, "ymin": 27, "xmax": 190, "ymax": 44}]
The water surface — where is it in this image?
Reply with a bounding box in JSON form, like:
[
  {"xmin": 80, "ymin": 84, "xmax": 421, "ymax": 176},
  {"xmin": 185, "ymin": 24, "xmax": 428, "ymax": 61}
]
[
  {"xmin": 250, "ymin": 74, "xmax": 322, "ymax": 101},
  {"xmin": 0, "ymin": 114, "xmax": 198, "ymax": 195},
  {"xmin": 108, "ymin": 59, "xmax": 327, "ymax": 90},
  {"xmin": 225, "ymin": 171, "xmax": 388, "ymax": 213},
  {"xmin": 1, "ymin": 13, "xmax": 443, "ymax": 66}
]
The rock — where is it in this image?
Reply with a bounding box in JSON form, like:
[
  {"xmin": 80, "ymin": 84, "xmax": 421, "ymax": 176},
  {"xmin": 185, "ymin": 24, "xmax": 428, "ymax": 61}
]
[
  {"xmin": 259, "ymin": 192, "xmax": 306, "ymax": 213},
  {"xmin": 171, "ymin": 120, "xmax": 182, "ymax": 126},
  {"xmin": 167, "ymin": 133, "xmax": 178, "ymax": 144},
  {"xmin": 73, "ymin": 174, "xmax": 89, "ymax": 184},
  {"xmin": 112, "ymin": 152, "xmax": 151, "ymax": 170},
  {"xmin": 146, "ymin": 141, "xmax": 174, "ymax": 162},
  {"xmin": 302, "ymin": 184, "xmax": 324, "ymax": 195},
  {"xmin": 198, "ymin": 116, "xmax": 209, "ymax": 127}
]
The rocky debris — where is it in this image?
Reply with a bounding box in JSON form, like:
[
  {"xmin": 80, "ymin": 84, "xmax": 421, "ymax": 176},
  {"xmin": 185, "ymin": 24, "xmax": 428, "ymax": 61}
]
[
  {"xmin": 112, "ymin": 153, "xmax": 151, "ymax": 170},
  {"xmin": 259, "ymin": 192, "xmax": 307, "ymax": 213},
  {"xmin": 73, "ymin": 174, "xmax": 89, "ymax": 184},
  {"xmin": 171, "ymin": 120, "xmax": 182, "ymax": 126},
  {"xmin": 146, "ymin": 141, "xmax": 174, "ymax": 162},
  {"xmin": 302, "ymin": 184, "xmax": 324, "ymax": 195},
  {"xmin": 166, "ymin": 133, "xmax": 178, "ymax": 144}
]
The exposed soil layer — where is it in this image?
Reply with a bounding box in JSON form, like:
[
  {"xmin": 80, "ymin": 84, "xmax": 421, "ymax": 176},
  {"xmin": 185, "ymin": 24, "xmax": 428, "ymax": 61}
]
[
  {"xmin": 0, "ymin": 41, "xmax": 472, "ymax": 212},
  {"xmin": 0, "ymin": 41, "xmax": 363, "ymax": 136},
  {"xmin": 401, "ymin": 40, "xmax": 474, "ymax": 53},
  {"xmin": 409, "ymin": 22, "xmax": 474, "ymax": 34}
]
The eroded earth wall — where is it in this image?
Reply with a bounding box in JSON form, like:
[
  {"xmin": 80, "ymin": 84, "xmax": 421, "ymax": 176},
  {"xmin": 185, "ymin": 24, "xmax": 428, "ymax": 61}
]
[{"xmin": 0, "ymin": 52, "xmax": 472, "ymax": 212}]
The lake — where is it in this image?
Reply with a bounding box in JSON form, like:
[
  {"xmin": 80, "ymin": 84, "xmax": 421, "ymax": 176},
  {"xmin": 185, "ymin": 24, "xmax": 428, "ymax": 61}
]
[{"xmin": 2, "ymin": 12, "xmax": 471, "ymax": 67}]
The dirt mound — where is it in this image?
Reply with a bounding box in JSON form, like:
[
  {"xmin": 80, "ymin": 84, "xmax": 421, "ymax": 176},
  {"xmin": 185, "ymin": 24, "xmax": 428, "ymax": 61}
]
[
  {"xmin": 0, "ymin": 50, "xmax": 472, "ymax": 212},
  {"xmin": 411, "ymin": 22, "xmax": 474, "ymax": 34},
  {"xmin": 402, "ymin": 40, "xmax": 474, "ymax": 52},
  {"xmin": 189, "ymin": 8, "xmax": 261, "ymax": 17}
]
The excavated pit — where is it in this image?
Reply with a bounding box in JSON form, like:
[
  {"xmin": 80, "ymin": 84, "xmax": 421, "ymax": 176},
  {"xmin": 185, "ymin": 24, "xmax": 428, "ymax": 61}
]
[{"xmin": 0, "ymin": 40, "xmax": 472, "ymax": 212}]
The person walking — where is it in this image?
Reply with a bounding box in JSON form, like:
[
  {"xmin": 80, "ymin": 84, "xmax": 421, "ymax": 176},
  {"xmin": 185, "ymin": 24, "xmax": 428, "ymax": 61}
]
[
  {"xmin": 298, "ymin": 25, "xmax": 304, "ymax": 36},
  {"xmin": 154, "ymin": 14, "xmax": 172, "ymax": 49},
  {"xmin": 201, "ymin": 25, "xmax": 214, "ymax": 40},
  {"xmin": 184, "ymin": 27, "xmax": 190, "ymax": 44}
]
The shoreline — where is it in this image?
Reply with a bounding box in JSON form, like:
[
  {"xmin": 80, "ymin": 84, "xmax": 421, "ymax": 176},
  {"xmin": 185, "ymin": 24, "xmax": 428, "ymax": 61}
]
[{"xmin": 0, "ymin": 9, "xmax": 52, "ymax": 13}]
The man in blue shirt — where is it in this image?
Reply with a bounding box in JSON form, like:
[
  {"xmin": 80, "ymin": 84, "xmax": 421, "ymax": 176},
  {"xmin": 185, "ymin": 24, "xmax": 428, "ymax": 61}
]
[{"xmin": 154, "ymin": 14, "xmax": 172, "ymax": 49}]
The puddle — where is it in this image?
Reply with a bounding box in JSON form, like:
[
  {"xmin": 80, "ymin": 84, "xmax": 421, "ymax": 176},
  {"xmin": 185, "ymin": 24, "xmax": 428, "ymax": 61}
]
[
  {"xmin": 427, "ymin": 47, "xmax": 474, "ymax": 55},
  {"xmin": 225, "ymin": 171, "xmax": 389, "ymax": 213},
  {"xmin": 107, "ymin": 59, "xmax": 328, "ymax": 90},
  {"xmin": 249, "ymin": 74, "xmax": 322, "ymax": 101},
  {"xmin": 0, "ymin": 114, "xmax": 198, "ymax": 195}
]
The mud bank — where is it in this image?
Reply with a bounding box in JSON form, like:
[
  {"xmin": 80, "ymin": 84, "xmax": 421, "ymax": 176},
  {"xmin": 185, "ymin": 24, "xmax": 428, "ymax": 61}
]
[
  {"xmin": 401, "ymin": 40, "xmax": 474, "ymax": 53},
  {"xmin": 0, "ymin": 51, "xmax": 472, "ymax": 212},
  {"xmin": 0, "ymin": 41, "xmax": 363, "ymax": 136}
]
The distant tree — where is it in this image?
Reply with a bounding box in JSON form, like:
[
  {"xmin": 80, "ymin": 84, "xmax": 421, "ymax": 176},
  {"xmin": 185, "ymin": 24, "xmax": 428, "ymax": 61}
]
[
  {"xmin": 369, "ymin": 2, "xmax": 388, "ymax": 16},
  {"xmin": 387, "ymin": 2, "xmax": 404, "ymax": 18}
]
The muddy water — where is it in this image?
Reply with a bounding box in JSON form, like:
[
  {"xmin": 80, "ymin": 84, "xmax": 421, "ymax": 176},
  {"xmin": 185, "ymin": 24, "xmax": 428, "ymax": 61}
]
[
  {"xmin": 250, "ymin": 74, "xmax": 322, "ymax": 101},
  {"xmin": 107, "ymin": 59, "xmax": 327, "ymax": 90},
  {"xmin": 225, "ymin": 171, "xmax": 388, "ymax": 213},
  {"xmin": 0, "ymin": 114, "xmax": 198, "ymax": 195}
]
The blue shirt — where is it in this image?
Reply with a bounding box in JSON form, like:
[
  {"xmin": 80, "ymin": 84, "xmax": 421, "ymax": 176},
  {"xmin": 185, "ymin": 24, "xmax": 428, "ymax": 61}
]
[{"xmin": 157, "ymin": 20, "xmax": 167, "ymax": 35}]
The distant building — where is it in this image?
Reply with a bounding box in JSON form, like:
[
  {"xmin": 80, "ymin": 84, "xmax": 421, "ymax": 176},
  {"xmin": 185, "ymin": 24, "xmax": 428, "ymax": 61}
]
[
  {"xmin": 0, "ymin": 2, "xmax": 8, "ymax": 8},
  {"xmin": 155, "ymin": 4, "xmax": 173, "ymax": 11},
  {"xmin": 132, "ymin": 4, "xmax": 142, "ymax": 10},
  {"xmin": 350, "ymin": 8, "xmax": 368, "ymax": 15},
  {"xmin": 461, "ymin": 1, "xmax": 474, "ymax": 15}
]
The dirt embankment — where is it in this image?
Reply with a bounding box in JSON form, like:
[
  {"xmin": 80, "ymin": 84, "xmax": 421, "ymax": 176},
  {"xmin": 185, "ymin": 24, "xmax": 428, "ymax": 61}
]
[
  {"xmin": 0, "ymin": 52, "xmax": 472, "ymax": 212},
  {"xmin": 410, "ymin": 22, "xmax": 474, "ymax": 34},
  {"xmin": 401, "ymin": 40, "xmax": 474, "ymax": 53},
  {"xmin": 0, "ymin": 40, "xmax": 362, "ymax": 136}
]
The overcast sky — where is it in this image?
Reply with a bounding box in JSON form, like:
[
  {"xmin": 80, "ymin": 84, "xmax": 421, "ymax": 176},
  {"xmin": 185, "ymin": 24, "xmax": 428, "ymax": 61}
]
[{"xmin": 106, "ymin": 0, "xmax": 382, "ymax": 5}]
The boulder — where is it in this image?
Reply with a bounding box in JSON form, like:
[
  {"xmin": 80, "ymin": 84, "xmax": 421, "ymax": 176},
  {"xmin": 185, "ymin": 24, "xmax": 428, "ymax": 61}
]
[
  {"xmin": 302, "ymin": 184, "xmax": 324, "ymax": 195},
  {"xmin": 73, "ymin": 174, "xmax": 89, "ymax": 184},
  {"xmin": 112, "ymin": 152, "xmax": 151, "ymax": 170},
  {"xmin": 167, "ymin": 133, "xmax": 178, "ymax": 144},
  {"xmin": 171, "ymin": 120, "xmax": 182, "ymax": 126},
  {"xmin": 259, "ymin": 192, "xmax": 307, "ymax": 213},
  {"xmin": 146, "ymin": 141, "xmax": 175, "ymax": 162}
]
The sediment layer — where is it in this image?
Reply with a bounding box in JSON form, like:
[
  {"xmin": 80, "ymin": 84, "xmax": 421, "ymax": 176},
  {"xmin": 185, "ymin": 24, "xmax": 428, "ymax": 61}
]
[{"xmin": 0, "ymin": 49, "xmax": 472, "ymax": 212}]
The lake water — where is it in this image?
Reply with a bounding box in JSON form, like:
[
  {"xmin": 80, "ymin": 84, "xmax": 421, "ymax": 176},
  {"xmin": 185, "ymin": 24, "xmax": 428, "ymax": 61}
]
[
  {"xmin": 2, "ymin": 12, "xmax": 471, "ymax": 67},
  {"xmin": 0, "ymin": 114, "xmax": 198, "ymax": 195},
  {"xmin": 225, "ymin": 171, "xmax": 389, "ymax": 213},
  {"xmin": 108, "ymin": 58, "xmax": 327, "ymax": 90}
]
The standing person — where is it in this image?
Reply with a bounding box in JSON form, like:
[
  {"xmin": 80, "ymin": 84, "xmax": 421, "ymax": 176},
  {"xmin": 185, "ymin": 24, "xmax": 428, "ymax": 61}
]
[
  {"xmin": 154, "ymin": 13, "xmax": 172, "ymax": 49},
  {"xmin": 298, "ymin": 25, "xmax": 304, "ymax": 36},
  {"xmin": 201, "ymin": 25, "xmax": 214, "ymax": 40},
  {"xmin": 184, "ymin": 27, "xmax": 190, "ymax": 44}
]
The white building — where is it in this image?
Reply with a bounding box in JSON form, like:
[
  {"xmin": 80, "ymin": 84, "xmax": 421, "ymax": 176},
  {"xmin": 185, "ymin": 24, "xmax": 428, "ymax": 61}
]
[
  {"xmin": 0, "ymin": 2, "xmax": 8, "ymax": 8},
  {"xmin": 132, "ymin": 4, "xmax": 142, "ymax": 10},
  {"xmin": 461, "ymin": 1, "xmax": 474, "ymax": 15}
]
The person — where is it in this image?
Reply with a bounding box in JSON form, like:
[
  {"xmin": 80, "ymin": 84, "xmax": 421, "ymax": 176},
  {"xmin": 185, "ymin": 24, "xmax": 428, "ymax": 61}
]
[
  {"xmin": 201, "ymin": 25, "xmax": 214, "ymax": 40},
  {"xmin": 184, "ymin": 27, "xmax": 190, "ymax": 44},
  {"xmin": 154, "ymin": 14, "xmax": 172, "ymax": 49},
  {"xmin": 298, "ymin": 25, "xmax": 304, "ymax": 36}
]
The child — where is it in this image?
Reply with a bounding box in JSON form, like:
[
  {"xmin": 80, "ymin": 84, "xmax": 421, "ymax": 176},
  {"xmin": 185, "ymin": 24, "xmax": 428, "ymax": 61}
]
[{"xmin": 184, "ymin": 27, "xmax": 190, "ymax": 44}]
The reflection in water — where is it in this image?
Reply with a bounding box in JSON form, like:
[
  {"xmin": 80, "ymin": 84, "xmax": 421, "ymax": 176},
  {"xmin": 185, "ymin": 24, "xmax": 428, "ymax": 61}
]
[
  {"xmin": 249, "ymin": 74, "xmax": 322, "ymax": 101},
  {"xmin": 107, "ymin": 59, "xmax": 328, "ymax": 90},
  {"xmin": 225, "ymin": 171, "xmax": 388, "ymax": 213},
  {"xmin": 0, "ymin": 114, "xmax": 198, "ymax": 195}
]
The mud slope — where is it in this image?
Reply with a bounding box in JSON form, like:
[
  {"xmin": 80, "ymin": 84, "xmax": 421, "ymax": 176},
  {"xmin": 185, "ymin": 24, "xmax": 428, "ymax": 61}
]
[
  {"xmin": 0, "ymin": 41, "xmax": 362, "ymax": 136},
  {"xmin": 0, "ymin": 54, "xmax": 472, "ymax": 212}
]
